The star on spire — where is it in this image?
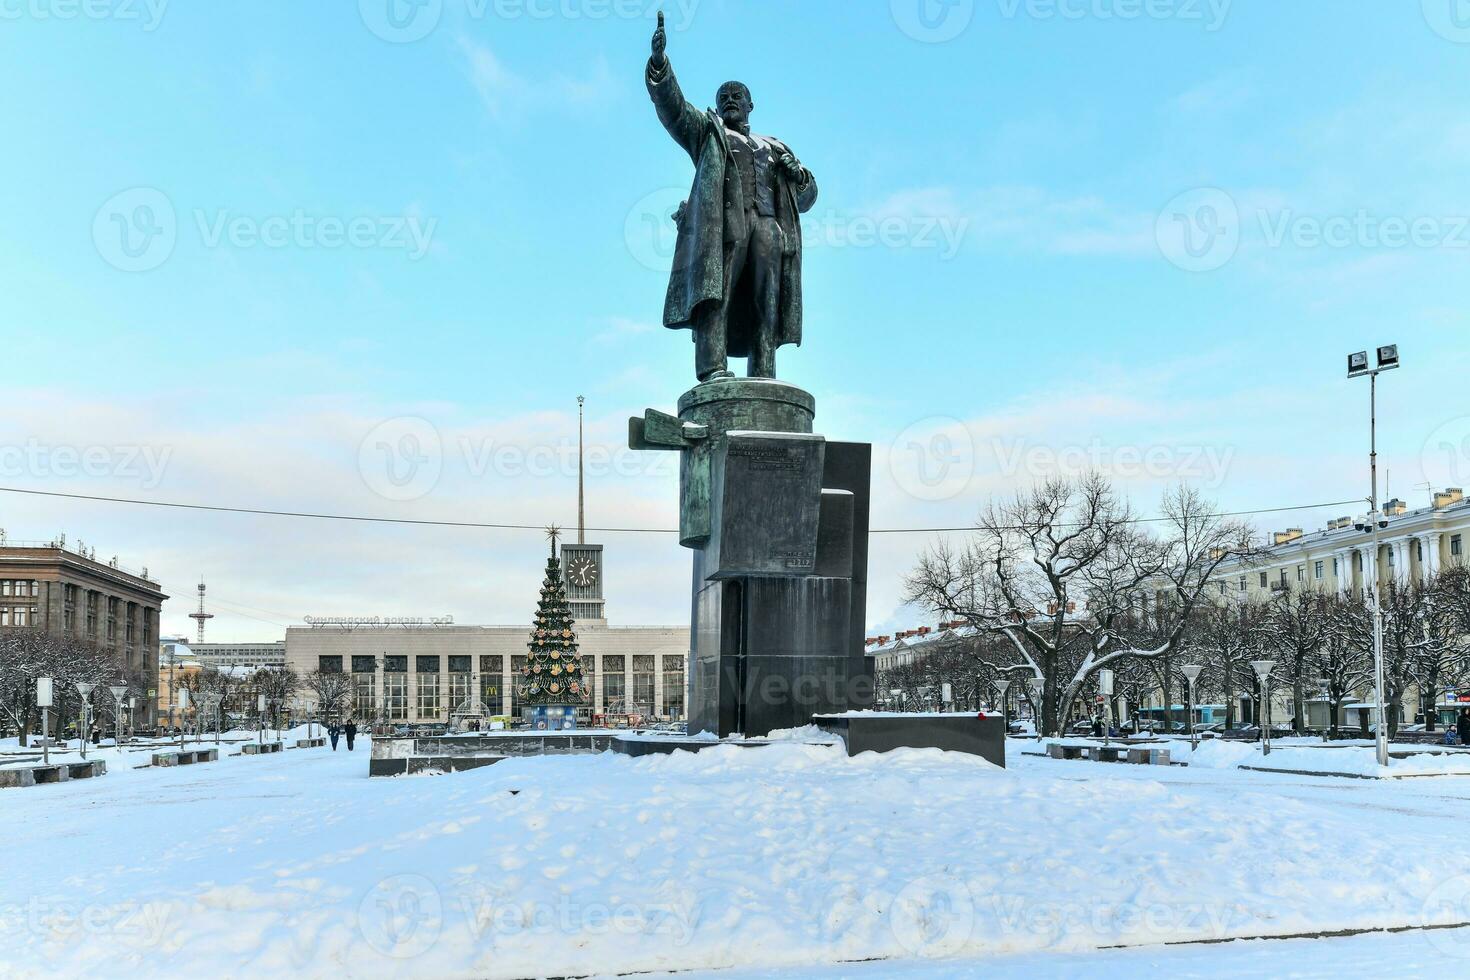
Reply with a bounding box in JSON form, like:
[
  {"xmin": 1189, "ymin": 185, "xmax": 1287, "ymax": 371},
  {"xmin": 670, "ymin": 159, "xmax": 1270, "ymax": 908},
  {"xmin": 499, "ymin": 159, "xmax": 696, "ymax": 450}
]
[{"xmin": 545, "ymin": 524, "xmax": 562, "ymax": 557}]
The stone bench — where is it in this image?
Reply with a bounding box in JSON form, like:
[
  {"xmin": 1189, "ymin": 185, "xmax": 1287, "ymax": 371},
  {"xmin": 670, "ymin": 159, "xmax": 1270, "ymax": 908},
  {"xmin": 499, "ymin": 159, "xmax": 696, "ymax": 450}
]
[
  {"xmin": 1082, "ymin": 745, "xmax": 1125, "ymax": 763},
  {"xmin": 241, "ymin": 742, "xmax": 283, "ymax": 755},
  {"xmin": 1126, "ymin": 747, "xmax": 1171, "ymax": 766},
  {"xmin": 1046, "ymin": 743, "xmax": 1087, "ymax": 760},
  {"xmin": 152, "ymin": 748, "xmax": 219, "ymax": 767},
  {"xmin": 292, "ymin": 737, "xmax": 325, "ymax": 749},
  {"xmin": 0, "ymin": 759, "xmax": 108, "ymax": 788}
]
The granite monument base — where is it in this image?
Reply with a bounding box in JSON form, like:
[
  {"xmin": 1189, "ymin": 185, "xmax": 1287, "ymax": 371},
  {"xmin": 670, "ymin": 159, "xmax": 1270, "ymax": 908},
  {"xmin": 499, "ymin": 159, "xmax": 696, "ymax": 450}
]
[{"xmin": 632, "ymin": 379, "xmax": 874, "ymax": 739}]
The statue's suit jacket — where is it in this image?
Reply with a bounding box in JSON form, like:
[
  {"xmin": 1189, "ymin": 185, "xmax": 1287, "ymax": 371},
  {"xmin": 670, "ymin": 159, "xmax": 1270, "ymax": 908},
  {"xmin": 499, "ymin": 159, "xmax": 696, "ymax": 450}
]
[{"xmin": 647, "ymin": 58, "xmax": 818, "ymax": 358}]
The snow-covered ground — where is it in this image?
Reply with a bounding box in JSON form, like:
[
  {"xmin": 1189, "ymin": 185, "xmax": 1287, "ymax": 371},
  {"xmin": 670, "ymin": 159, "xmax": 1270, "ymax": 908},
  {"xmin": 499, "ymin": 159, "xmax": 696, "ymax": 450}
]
[{"xmin": 5, "ymin": 735, "xmax": 1470, "ymax": 978}]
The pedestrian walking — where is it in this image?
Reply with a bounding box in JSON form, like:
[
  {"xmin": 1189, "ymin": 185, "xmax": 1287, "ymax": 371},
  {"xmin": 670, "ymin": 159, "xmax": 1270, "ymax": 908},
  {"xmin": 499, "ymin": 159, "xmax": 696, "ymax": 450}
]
[
  {"xmin": 344, "ymin": 719, "xmax": 358, "ymax": 751},
  {"xmin": 1457, "ymin": 707, "xmax": 1470, "ymax": 748},
  {"xmin": 328, "ymin": 722, "xmax": 341, "ymax": 751}
]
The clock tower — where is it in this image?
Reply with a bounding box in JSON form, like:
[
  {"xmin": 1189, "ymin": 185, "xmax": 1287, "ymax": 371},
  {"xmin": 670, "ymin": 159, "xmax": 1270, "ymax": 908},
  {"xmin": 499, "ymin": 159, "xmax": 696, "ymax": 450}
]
[
  {"xmin": 561, "ymin": 542, "xmax": 605, "ymax": 624},
  {"xmin": 562, "ymin": 395, "xmax": 606, "ymax": 624}
]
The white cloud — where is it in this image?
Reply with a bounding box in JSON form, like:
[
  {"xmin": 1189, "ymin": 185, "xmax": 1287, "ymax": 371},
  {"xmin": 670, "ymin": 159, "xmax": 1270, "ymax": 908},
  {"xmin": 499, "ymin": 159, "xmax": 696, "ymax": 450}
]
[{"xmin": 456, "ymin": 38, "xmax": 620, "ymax": 120}]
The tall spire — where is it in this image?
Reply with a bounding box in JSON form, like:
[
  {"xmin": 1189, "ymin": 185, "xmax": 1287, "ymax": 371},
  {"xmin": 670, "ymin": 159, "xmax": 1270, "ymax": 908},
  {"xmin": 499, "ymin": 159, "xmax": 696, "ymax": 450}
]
[{"xmin": 577, "ymin": 395, "xmax": 586, "ymax": 545}]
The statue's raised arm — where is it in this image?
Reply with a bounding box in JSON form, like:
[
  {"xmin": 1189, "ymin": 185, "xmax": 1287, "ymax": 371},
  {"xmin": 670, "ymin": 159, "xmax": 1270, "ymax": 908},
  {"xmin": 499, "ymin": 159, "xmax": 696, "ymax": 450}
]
[{"xmin": 646, "ymin": 11, "xmax": 705, "ymax": 159}]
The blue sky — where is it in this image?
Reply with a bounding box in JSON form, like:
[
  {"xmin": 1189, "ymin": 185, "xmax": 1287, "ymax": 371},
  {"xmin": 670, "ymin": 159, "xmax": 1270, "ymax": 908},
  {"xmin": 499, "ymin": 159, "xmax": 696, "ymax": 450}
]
[{"xmin": 3, "ymin": 0, "xmax": 1470, "ymax": 639}]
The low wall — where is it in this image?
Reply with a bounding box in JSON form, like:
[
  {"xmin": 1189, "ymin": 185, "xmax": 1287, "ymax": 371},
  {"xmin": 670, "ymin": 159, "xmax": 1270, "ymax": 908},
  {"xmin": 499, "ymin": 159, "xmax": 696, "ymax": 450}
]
[
  {"xmin": 368, "ymin": 731, "xmax": 619, "ymax": 777},
  {"xmin": 813, "ymin": 712, "xmax": 1006, "ymax": 767}
]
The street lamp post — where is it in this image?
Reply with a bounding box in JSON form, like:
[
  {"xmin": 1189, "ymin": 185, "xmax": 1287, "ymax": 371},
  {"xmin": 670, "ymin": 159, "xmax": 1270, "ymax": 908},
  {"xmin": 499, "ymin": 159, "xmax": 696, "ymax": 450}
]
[
  {"xmin": 1181, "ymin": 665, "xmax": 1203, "ymax": 751},
  {"xmin": 993, "ymin": 679, "xmax": 1011, "ymax": 736},
  {"xmin": 108, "ymin": 683, "xmax": 128, "ymax": 757},
  {"xmin": 36, "ymin": 677, "xmax": 53, "ymax": 766},
  {"xmin": 1251, "ymin": 660, "xmax": 1277, "ymax": 755},
  {"xmin": 75, "ymin": 682, "xmax": 95, "ymax": 760},
  {"xmin": 1349, "ymin": 345, "xmax": 1398, "ymax": 768},
  {"xmin": 1027, "ymin": 676, "xmax": 1045, "ymax": 735},
  {"xmin": 257, "ymin": 693, "xmax": 267, "ymax": 747},
  {"xmin": 176, "ymin": 688, "xmax": 189, "ymax": 751}
]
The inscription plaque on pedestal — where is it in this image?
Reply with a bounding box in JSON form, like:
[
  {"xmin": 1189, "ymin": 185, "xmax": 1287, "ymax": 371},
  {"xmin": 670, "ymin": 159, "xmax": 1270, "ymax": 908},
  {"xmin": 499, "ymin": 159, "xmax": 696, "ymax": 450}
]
[{"xmin": 706, "ymin": 432, "xmax": 824, "ymax": 579}]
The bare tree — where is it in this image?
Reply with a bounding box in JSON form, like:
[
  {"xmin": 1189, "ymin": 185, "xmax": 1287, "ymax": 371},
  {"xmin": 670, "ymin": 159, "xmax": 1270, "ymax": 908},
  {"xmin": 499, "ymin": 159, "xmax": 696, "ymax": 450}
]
[
  {"xmin": 0, "ymin": 630, "xmax": 123, "ymax": 745},
  {"xmin": 1181, "ymin": 596, "xmax": 1264, "ymax": 728},
  {"xmin": 302, "ymin": 667, "xmax": 353, "ymax": 722},
  {"xmin": 1258, "ymin": 585, "xmax": 1332, "ymax": 734},
  {"xmin": 906, "ymin": 475, "xmax": 1254, "ymax": 736},
  {"xmin": 1310, "ymin": 595, "xmax": 1372, "ymax": 738},
  {"xmin": 1377, "ymin": 580, "xmax": 1447, "ymax": 737},
  {"xmin": 1421, "ymin": 567, "xmax": 1470, "ymax": 730},
  {"xmin": 250, "ymin": 667, "xmax": 299, "ymax": 731}
]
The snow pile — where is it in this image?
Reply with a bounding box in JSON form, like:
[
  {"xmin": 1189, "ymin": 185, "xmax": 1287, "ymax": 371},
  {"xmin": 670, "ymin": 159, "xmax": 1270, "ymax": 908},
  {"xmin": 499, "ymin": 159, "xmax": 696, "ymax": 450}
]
[
  {"xmin": 7, "ymin": 736, "xmax": 1470, "ymax": 977},
  {"xmin": 1172, "ymin": 738, "xmax": 1259, "ymax": 769}
]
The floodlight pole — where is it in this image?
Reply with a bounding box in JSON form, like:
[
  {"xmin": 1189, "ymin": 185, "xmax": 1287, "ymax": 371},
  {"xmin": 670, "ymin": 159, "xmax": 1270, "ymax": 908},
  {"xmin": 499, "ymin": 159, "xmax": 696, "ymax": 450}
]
[{"xmin": 1353, "ymin": 358, "xmax": 1392, "ymax": 768}]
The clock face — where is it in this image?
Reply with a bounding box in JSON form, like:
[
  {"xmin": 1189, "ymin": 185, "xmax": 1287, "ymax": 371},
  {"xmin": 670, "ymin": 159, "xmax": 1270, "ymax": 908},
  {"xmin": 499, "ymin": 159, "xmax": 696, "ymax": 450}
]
[{"xmin": 568, "ymin": 556, "xmax": 598, "ymax": 588}]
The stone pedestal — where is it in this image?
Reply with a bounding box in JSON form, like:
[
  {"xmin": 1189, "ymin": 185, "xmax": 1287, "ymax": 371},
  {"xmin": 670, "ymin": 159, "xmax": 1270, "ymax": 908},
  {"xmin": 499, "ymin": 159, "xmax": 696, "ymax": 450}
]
[{"xmin": 631, "ymin": 379, "xmax": 873, "ymax": 738}]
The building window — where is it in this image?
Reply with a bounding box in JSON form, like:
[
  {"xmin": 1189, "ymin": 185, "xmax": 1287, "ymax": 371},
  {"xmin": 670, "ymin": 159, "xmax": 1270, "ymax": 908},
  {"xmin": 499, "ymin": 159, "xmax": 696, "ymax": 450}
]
[
  {"xmin": 480, "ymin": 673, "xmax": 501, "ymax": 714},
  {"xmin": 1314, "ymin": 560, "xmax": 1324, "ymax": 580},
  {"xmin": 602, "ymin": 655, "xmax": 626, "ymax": 711},
  {"xmin": 417, "ymin": 667, "xmax": 438, "ymax": 719},
  {"xmin": 662, "ymin": 656, "xmax": 685, "ymax": 720},
  {"xmin": 13, "ymin": 608, "xmax": 27, "ymax": 627},
  {"xmin": 353, "ymin": 672, "xmax": 376, "ymax": 721},
  {"xmin": 510, "ymin": 655, "xmax": 528, "ymax": 716},
  {"xmin": 448, "ymin": 670, "xmax": 471, "ymax": 715},
  {"xmin": 318, "ymin": 655, "xmax": 343, "ymax": 673},
  {"xmin": 352, "ymin": 655, "xmax": 376, "ymax": 674},
  {"xmin": 1453, "ymin": 535, "xmax": 1463, "ymax": 559},
  {"xmin": 1, "ymin": 581, "xmax": 11, "ymax": 597},
  {"xmin": 1296, "ymin": 566, "xmax": 1305, "ymax": 582},
  {"xmin": 383, "ymin": 673, "xmax": 408, "ymax": 721},
  {"xmin": 1333, "ymin": 557, "xmax": 1340, "ymax": 576},
  {"xmin": 1237, "ymin": 576, "xmax": 1246, "ymax": 592},
  {"xmin": 1258, "ymin": 572, "xmax": 1268, "ymax": 588},
  {"xmin": 632, "ymin": 655, "xmax": 656, "ymax": 715}
]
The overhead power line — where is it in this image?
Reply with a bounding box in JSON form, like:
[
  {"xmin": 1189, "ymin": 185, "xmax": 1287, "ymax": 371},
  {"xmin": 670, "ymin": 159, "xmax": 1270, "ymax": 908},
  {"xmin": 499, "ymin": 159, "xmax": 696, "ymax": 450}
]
[{"xmin": 0, "ymin": 485, "xmax": 1363, "ymax": 535}]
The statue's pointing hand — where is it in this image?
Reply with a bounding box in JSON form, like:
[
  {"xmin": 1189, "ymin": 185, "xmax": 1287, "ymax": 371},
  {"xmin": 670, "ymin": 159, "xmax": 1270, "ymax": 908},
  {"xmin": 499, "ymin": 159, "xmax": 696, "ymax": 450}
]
[{"xmin": 651, "ymin": 11, "xmax": 667, "ymax": 67}]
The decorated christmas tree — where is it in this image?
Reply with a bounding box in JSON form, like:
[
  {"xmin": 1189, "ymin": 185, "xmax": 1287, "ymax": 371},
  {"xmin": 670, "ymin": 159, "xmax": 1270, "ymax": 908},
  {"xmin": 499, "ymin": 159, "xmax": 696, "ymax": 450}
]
[{"xmin": 518, "ymin": 526, "xmax": 590, "ymax": 708}]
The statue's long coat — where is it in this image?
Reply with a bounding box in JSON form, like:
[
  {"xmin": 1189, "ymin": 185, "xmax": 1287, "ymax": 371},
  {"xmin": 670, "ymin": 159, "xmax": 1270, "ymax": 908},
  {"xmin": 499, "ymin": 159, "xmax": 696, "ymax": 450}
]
[{"xmin": 647, "ymin": 60, "xmax": 819, "ymax": 358}]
